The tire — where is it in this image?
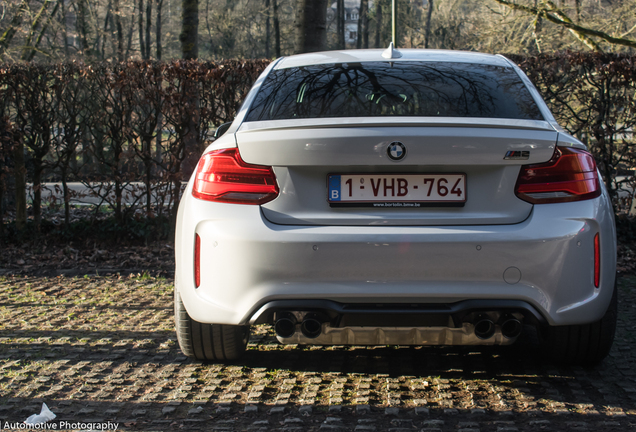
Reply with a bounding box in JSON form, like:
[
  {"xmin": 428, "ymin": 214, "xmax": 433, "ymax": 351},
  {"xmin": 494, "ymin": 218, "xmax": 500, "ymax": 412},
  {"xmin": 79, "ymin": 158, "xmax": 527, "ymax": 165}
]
[
  {"xmin": 174, "ymin": 288, "xmax": 249, "ymax": 361},
  {"xmin": 541, "ymin": 281, "xmax": 617, "ymax": 366}
]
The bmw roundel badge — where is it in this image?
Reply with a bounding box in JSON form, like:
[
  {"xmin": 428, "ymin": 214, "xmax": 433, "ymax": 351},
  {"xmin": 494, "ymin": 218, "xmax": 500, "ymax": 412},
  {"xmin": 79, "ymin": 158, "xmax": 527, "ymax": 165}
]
[{"xmin": 387, "ymin": 142, "xmax": 407, "ymax": 161}]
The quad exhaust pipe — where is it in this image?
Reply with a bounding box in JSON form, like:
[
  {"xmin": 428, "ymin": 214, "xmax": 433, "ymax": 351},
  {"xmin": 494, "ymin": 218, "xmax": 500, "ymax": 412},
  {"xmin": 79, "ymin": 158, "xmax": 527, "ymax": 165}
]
[
  {"xmin": 472, "ymin": 315, "xmax": 523, "ymax": 340},
  {"xmin": 274, "ymin": 313, "xmax": 323, "ymax": 339},
  {"xmin": 300, "ymin": 315, "xmax": 322, "ymax": 338},
  {"xmin": 501, "ymin": 317, "xmax": 523, "ymax": 339},
  {"xmin": 275, "ymin": 311, "xmax": 521, "ymax": 341},
  {"xmin": 474, "ymin": 319, "xmax": 496, "ymax": 340},
  {"xmin": 274, "ymin": 314, "xmax": 296, "ymax": 338}
]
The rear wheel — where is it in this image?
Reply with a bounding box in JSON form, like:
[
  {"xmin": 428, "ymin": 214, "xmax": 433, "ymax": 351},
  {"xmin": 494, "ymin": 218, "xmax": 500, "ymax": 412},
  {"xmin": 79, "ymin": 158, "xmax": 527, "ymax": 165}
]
[
  {"xmin": 541, "ymin": 282, "xmax": 617, "ymax": 366},
  {"xmin": 174, "ymin": 289, "xmax": 249, "ymax": 361}
]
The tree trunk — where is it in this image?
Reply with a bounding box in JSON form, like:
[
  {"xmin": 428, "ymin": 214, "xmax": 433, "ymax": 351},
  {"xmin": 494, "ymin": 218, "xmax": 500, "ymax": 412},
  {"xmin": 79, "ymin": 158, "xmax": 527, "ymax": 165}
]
[
  {"xmin": 0, "ymin": 170, "xmax": 3, "ymax": 239},
  {"xmin": 114, "ymin": 144, "xmax": 123, "ymax": 221},
  {"xmin": 109, "ymin": 9, "xmax": 118, "ymax": 59},
  {"xmin": 60, "ymin": 0, "xmax": 69, "ymax": 58},
  {"xmin": 357, "ymin": 0, "xmax": 368, "ymax": 49},
  {"xmin": 180, "ymin": 0, "xmax": 199, "ymax": 59},
  {"xmin": 168, "ymin": 178, "xmax": 181, "ymax": 242},
  {"xmin": 424, "ymin": 0, "xmax": 433, "ymax": 48},
  {"xmin": 265, "ymin": 0, "xmax": 271, "ymax": 58},
  {"xmin": 76, "ymin": 0, "xmax": 91, "ymax": 57},
  {"xmin": 139, "ymin": 0, "xmax": 146, "ymax": 58},
  {"xmin": 337, "ymin": 0, "xmax": 345, "ymax": 49},
  {"xmin": 146, "ymin": 0, "xmax": 152, "ymax": 59},
  {"xmin": 156, "ymin": 0, "xmax": 163, "ymax": 59},
  {"xmin": 13, "ymin": 139, "xmax": 26, "ymax": 232},
  {"xmin": 114, "ymin": 0, "xmax": 124, "ymax": 61},
  {"xmin": 180, "ymin": 0, "xmax": 200, "ymax": 178},
  {"xmin": 126, "ymin": 1, "xmax": 137, "ymax": 58},
  {"xmin": 374, "ymin": 0, "xmax": 382, "ymax": 48},
  {"xmin": 144, "ymin": 137, "xmax": 152, "ymax": 216},
  {"xmin": 32, "ymin": 162, "xmax": 45, "ymax": 230},
  {"xmin": 100, "ymin": 0, "xmax": 113, "ymax": 60},
  {"xmin": 61, "ymin": 168, "xmax": 70, "ymax": 228},
  {"xmin": 295, "ymin": 0, "xmax": 328, "ymax": 54},
  {"xmin": 273, "ymin": 0, "xmax": 281, "ymax": 57},
  {"xmin": 155, "ymin": 1, "xmax": 163, "ymax": 169}
]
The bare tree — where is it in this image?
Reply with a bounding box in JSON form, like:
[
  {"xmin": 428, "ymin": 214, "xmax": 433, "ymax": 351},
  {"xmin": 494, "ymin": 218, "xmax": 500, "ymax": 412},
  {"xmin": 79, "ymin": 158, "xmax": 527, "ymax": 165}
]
[
  {"xmin": 357, "ymin": 0, "xmax": 369, "ymax": 49},
  {"xmin": 492, "ymin": 0, "xmax": 636, "ymax": 51},
  {"xmin": 337, "ymin": 0, "xmax": 345, "ymax": 49},
  {"xmin": 273, "ymin": 0, "xmax": 281, "ymax": 57},
  {"xmin": 60, "ymin": 0, "xmax": 69, "ymax": 58},
  {"xmin": 126, "ymin": 1, "xmax": 137, "ymax": 58},
  {"xmin": 145, "ymin": 0, "xmax": 152, "ymax": 58},
  {"xmin": 138, "ymin": 0, "xmax": 146, "ymax": 58},
  {"xmin": 13, "ymin": 136, "xmax": 26, "ymax": 232},
  {"xmin": 113, "ymin": 0, "xmax": 125, "ymax": 60},
  {"xmin": 75, "ymin": 0, "xmax": 93, "ymax": 57},
  {"xmin": 424, "ymin": 0, "xmax": 433, "ymax": 48},
  {"xmin": 22, "ymin": 0, "xmax": 63, "ymax": 62},
  {"xmin": 180, "ymin": 0, "xmax": 199, "ymax": 59},
  {"xmin": 294, "ymin": 0, "xmax": 328, "ymax": 54},
  {"xmin": 180, "ymin": 0, "xmax": 200, "ymax": 182},
  {"xmin": 156, "ymin": 0, "xmax": 164, "ymax": 59},
  {"xmin": 374, "ymin": 0, "xmax": 383, "ymax": 48},
  {"xmin": 265, "ymin": 0, "xmax": 271, "ymax": 57},
  {"xmin": 155, "ymin": 0, "xmax": 164, "ymax": 166},
  {"xmin": 0, "ymin": 0, "xmax": 29, "ymax": 56}
]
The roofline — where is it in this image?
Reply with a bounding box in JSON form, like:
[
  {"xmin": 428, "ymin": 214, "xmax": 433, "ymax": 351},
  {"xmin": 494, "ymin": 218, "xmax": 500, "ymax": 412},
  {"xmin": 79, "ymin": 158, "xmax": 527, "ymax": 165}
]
[{"xmin": 274, "ymin": 48, "xmax": 512, "ymax": 70}]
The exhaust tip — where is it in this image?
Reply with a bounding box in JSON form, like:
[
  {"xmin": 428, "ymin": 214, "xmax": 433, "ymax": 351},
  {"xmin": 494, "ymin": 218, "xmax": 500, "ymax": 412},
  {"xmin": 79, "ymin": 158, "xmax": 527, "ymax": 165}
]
[
  {"xmin": 274, "ymin": 316, "xmax": 296, "ymax": 338},
  {"xmin": 474, "ymin": 319, "xmax": 495, "ymax": 340},
  {"xmin": 501, "ymin": 318, "xmax": 523, "ymax": 339},
  {"xmin": 300, "ymin": 316, "xmax": 322, "ymax": 339}
]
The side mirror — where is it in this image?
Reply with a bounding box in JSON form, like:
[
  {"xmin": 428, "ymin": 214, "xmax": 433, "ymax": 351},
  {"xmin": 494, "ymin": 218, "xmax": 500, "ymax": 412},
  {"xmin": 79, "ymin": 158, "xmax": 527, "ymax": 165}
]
[{"xmin": 214, "ymin": 122, "xmax": 232, "ymax": 139}]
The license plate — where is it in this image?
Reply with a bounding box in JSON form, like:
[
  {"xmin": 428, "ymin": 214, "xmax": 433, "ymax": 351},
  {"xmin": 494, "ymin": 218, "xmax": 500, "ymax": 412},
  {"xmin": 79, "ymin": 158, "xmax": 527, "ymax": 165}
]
[{"xmin": 328, "ymin": 173, "xmax": 466, "ymax": 207}]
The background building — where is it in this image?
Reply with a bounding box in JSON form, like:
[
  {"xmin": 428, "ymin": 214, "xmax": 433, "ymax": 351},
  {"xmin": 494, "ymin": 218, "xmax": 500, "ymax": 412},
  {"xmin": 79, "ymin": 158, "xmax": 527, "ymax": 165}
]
[{"xmin": 327, "ymin": 0, "xmax": 374, "ymax": 47}]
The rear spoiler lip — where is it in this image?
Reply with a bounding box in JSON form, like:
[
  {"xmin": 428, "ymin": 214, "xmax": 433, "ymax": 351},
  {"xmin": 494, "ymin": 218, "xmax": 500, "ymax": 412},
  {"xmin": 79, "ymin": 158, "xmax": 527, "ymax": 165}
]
[{"xmin": 237, "ymin": 117, "xmax": 557, "ymax": 133}]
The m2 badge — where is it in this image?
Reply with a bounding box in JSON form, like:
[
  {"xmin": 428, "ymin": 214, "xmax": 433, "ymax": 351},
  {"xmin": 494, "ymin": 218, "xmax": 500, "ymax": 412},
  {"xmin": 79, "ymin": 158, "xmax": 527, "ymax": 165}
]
[{"xmin": 504, "ymin": 150, "xmax": 530, "ymax": 160}]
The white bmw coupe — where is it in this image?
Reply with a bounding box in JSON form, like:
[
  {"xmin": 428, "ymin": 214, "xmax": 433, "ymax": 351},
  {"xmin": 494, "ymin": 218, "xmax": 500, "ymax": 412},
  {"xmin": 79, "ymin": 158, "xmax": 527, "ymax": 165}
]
[{"xmin": 175, "ymin": 48, "xmax": 617, "ymax": 366}]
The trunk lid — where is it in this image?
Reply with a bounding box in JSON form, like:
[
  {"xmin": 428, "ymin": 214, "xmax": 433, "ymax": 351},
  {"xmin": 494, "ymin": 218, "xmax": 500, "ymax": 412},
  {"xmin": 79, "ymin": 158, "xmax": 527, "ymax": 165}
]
[{"xmin": 235, "ymin": 118, "xmax": 558, "ymax": 226}]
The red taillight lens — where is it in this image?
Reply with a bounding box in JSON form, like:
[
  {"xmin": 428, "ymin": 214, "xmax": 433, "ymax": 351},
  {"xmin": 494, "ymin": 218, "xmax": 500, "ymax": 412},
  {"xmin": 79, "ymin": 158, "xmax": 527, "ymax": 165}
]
[
  {"xmin": 194, "ymin": 233, "xmax": 201, "ymax": 288},
  {"xmin": 192, "ymin": 148, "xmax": 279, "ymax": 205},
  {"xmin": 594, "ymin": 233, "xmax": 600, "ymax": 288},
  {"xmin": 515, "ymin": 146, "xmax": 601, "ymax": 204}
]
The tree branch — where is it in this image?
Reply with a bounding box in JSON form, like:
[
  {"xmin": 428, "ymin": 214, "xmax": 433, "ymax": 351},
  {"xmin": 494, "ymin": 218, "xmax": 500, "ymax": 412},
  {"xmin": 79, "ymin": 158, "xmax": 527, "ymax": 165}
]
[
  {"xmin": 0, "ymin": 0, "xmax": 29, "ymax": 53},
  {"xmin": 493, "ymin": 0, "xmax": 636, "ymax": 51},
  {"xmin": 21, "ymin": 0, "xmax": 56, "ymax": 61}
]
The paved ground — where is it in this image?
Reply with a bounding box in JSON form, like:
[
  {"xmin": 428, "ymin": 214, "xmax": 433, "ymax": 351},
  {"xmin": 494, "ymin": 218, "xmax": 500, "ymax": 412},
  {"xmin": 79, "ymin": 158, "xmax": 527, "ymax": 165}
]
[{"xmin": 1, "ymin": 274, "xmax": 636, "ymax": 431}]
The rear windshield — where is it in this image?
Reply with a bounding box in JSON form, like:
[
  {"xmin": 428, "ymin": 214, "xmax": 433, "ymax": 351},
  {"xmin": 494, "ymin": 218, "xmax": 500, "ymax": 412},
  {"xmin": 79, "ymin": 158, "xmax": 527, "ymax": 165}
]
[{"xmin": 245, "ymin": 61, "xmax": 543, "ymax": 121}]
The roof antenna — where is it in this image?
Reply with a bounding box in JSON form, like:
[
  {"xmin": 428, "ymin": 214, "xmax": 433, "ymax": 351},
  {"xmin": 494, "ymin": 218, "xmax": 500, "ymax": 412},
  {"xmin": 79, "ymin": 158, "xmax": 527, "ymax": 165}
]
[
  {"xmin": 392, "ymin": 0, "xmax": 397, "ymax": 49},
  {"xmin": 382, "ymin": 42, "xmax": 402, "ymax": 59},
  {"xmin": 382, "ymin": 0, "xmax": 402, "ymax": 59}
]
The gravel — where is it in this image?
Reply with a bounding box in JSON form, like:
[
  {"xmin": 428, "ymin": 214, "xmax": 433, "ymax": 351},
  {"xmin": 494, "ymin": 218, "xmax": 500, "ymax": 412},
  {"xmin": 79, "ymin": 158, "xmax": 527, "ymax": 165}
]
[{"xmin": 1, "ymin": 273, "xmax": 635, "ymax": 431}]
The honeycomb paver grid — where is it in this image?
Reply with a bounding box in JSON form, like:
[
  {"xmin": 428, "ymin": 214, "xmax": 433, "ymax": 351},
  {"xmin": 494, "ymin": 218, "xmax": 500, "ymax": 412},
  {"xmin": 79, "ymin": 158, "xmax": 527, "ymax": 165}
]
[{"xmin": 0, "ymin": 274, "xmax": 635, "ymax": 431}]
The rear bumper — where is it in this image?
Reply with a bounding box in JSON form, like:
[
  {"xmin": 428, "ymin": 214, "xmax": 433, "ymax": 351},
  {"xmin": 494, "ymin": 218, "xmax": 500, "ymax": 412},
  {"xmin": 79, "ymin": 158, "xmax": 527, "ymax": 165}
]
[{"xmin": 175, "ymin": 184, "xmax": 616, "ymax": 329}]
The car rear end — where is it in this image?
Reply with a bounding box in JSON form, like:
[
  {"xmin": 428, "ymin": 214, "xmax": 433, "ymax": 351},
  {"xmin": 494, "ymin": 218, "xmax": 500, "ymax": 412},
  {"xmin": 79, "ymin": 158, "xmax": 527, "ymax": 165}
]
[{"xmin": 174, "ymin": 49, "xmax": 616, "ymax": 364}]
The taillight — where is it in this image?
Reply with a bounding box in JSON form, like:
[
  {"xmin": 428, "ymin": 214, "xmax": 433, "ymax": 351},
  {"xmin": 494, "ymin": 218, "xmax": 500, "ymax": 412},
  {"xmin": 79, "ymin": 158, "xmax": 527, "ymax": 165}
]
[
  {"xmin": 515, "ymin": 146, "xmax": 601, "ymax": 204},
  {"xmin": 192, "ymin": 148, "xmax": 279, "ymax": 204}
]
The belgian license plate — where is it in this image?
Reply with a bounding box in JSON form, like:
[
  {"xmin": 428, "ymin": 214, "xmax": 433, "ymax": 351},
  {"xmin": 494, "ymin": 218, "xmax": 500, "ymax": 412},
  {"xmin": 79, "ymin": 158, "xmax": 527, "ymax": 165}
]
[{"xmin": 328, "ymin": 173, "xmax": 466, "ymax": 207}]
